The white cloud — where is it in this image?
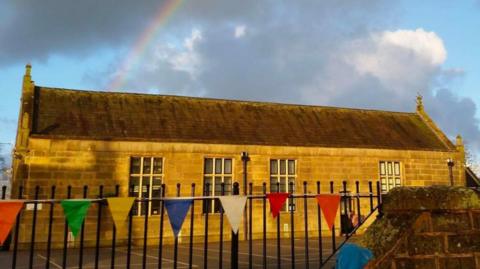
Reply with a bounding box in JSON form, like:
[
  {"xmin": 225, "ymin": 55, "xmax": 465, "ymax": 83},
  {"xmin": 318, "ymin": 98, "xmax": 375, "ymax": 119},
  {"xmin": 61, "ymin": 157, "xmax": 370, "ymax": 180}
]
[
  {"xmin": 382, "ymin": 29, "xmax": 446, "ymax": 65},
  {"xmin": 170, "ymin": 29, "xmax": 203, "ymax": 77},
  {"xmin": 346, "ymin": 29, "xmax": 446, "ymax": 84},
  {"xmin": 184, "ymin": 29, "xmax": 202, "ymax": 51},
  {"xmin": 234, "ymin": 25, "xmax": 246, "ymax": 38},
  {"xmin": 300, "ymin": 28, "xmax": 449, "ymax": 107}
]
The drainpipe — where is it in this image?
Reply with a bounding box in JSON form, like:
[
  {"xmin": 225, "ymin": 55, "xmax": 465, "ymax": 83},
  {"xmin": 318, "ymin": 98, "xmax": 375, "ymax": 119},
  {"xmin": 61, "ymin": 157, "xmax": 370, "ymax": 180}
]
[
  {"xmin": 447, "ymin": 158, "xmax": 455, "ymax": 186},
  {"xmin": 241, "ymin": 152, "xmax": 250, "ymax": 240},
  {"xmin": 241, "ymin": 152, "xmax": 250, "ymax": 195}
]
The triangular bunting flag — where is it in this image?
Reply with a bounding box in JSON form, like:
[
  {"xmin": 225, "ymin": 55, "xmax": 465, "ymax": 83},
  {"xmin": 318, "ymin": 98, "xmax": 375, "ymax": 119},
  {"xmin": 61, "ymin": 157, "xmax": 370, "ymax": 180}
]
[
  {"xmin": 0, "ymin": 201, "xmax": 24, "ymax": 245},
  {"xmin": 316, "ymin": 194, "xmax": 341, "ymax": 231},
  {"xmin": 164, "ymin": 199, "xmax": 193, "ymax": 237},
  {"xmin": 266, "ymin": 193, "xmax": 289, "ymax": 218},
  {"xmin": 107, "ymin": 197, "xmax": 135, "ymax": 231},
  {"xmin": 61, "ymin": 200, "xmax": 92, "ymax": 237},
  {"xmin": 219, "ymin": 196, "xmax": 247, "ymax": 234}
]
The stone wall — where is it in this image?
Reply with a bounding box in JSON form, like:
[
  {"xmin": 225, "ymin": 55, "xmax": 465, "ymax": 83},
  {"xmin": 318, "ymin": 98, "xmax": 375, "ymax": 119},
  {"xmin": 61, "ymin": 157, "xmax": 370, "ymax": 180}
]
[
  {"xmin": 21, "ymin": 138, "xmax": 463, "ymax": 195},
  {"xmin": 11, "ymin": 138, "xmax": 462, "ymax": 248},
  {"xmin": 362, "ymin": 186, "xmax": 480, "ymax": 269}
]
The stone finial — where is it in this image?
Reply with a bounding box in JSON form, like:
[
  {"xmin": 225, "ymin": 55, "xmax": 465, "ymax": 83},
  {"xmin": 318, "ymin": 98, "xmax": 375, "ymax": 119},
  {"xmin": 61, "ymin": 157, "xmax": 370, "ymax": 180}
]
[
  {"xmin": 25, "ymin": 63, "xmax": 31, "ymax": 76},
  {"xmin": 456, "ymin": 135, "xmax": 463, "ymax": 146},
  {"xmin": 416, "ymin": 93, "xmax": 424, "ymax": 112},
  {"xmin": 23, "ymin": 63, "xmax": 32, "ymax": 86}
]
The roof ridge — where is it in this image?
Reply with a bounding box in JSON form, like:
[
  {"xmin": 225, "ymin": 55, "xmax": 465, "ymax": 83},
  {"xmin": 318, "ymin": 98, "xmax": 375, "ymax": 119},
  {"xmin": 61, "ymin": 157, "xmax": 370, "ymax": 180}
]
[{"xmin": 35, "ymin": 85, "xmax": 416, "ymax": 115}]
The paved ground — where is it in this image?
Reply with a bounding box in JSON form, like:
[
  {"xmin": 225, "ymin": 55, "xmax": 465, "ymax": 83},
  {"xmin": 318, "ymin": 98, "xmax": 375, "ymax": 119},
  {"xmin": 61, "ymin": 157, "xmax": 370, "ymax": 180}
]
[{"xmin": 0, "ymin": 237, "xmax": 351, "ymax": 269}]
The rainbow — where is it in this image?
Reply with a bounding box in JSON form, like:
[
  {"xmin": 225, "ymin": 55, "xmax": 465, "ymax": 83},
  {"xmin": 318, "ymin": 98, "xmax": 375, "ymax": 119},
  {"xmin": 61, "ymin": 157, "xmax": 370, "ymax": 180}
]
[{"xmin": 108, "ymin": 0, "xmax": 183, "ymax": 91}]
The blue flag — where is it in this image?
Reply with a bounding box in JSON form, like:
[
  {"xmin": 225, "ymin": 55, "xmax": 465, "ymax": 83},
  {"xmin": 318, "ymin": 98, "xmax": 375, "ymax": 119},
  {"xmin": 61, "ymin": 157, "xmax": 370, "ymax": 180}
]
[
  {"xmin": 336, "ymin": 243, "xmax": 373, "ymax": 269},
  {"xmin": 164, "ymin": 199, "xmax": 193, "ymax": 237}
]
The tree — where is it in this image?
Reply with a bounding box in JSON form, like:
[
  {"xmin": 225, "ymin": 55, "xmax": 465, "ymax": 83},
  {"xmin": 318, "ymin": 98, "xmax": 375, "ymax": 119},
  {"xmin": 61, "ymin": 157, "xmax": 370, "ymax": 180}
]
[
  {"xmin": 464, "ymin": 142, "xmax": 480, "ymax": 175},
  {"xmin": 0, "ymin": 144, "xmax": 5, "ymax": 171}
]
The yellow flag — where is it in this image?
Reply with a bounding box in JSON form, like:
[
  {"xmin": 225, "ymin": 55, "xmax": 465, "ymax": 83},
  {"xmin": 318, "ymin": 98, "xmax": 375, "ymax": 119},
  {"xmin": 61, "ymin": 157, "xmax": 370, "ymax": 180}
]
[{"xmin": 107, "ymin": 197, "xmax": 135, "ymax": 231}]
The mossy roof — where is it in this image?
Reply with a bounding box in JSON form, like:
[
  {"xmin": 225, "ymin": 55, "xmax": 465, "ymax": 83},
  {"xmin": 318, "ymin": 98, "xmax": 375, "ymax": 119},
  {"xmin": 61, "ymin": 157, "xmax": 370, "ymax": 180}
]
[{"xmin": 30, "ymin": 86, "xmax": 452, "ymax": 150}]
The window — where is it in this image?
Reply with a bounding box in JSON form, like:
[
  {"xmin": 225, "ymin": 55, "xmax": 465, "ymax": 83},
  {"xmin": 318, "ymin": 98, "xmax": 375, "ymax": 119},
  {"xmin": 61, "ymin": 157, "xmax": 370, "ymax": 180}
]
[
  {"xmin": 379, "ymin": 161, "xmax": 401, "ymax": 192},
  {"xmin": 203, "ymin": 158, "xmax": 233, "ymax": 213},
  {"xmin": 129, "ymin": 157, "xmax": 163, "ymax": 216},
  {"xmin": 270, "ymin": 159, "xmax": 296, "ymax": 211}
]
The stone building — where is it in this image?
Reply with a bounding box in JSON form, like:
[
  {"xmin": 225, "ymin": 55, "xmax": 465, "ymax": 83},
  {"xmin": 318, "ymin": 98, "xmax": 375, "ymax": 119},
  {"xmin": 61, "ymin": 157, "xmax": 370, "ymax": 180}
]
[{"xmin": 10, "ymin": 65, "xmax": 466, "ymax": 247}]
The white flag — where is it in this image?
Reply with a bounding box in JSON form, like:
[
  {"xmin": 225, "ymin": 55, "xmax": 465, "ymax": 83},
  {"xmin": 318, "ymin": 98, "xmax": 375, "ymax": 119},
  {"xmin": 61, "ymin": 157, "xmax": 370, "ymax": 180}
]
[{"xmin": 219, "ymin": 196, "xmax": 247, "ymax": 234}]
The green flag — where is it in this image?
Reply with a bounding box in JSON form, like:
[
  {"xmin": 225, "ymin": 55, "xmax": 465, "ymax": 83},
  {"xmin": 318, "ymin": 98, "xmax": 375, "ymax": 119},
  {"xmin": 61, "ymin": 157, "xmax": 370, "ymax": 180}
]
[{"xmin": 61, "ymin": 200, "xmax": 92, "ymax": 237}]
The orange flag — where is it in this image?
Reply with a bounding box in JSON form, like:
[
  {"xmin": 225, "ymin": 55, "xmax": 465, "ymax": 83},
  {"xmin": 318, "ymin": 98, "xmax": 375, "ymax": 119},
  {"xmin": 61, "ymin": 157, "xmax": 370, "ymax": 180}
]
[
  {"xmin": 315, "ymin": 194, "xmax": 341, "ymax": 231},
  {"xmin": 0, "ymin": 201, "xmax": 24, "ymax": 245}
]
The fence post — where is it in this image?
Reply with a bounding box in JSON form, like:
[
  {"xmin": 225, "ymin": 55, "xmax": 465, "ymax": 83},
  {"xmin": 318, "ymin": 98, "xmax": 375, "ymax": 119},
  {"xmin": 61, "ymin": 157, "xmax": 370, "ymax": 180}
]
[
  {"xmin": 248, "ymin": 182, "xmax": 253, "ymax": 269},
  {"xmin": 342, "ymin": 181, "xmax": 348, "ymax": 237},
  {"xmin": 230, "ymin": 182, "xmax": 240, "ymax": 269},
  {"xmin": 45, "ymin": 186, "xmax": 56, "ymax": 269},
  {"xmin": 303, "ymin": 181, "xmax": 309, "ymax": 269},
  {"xmin": 12, "ymin": 185, "xmax": 23, "ymax": 269},
  {"xmin": 62, "ymin": 186, "xmax": 72, "ymax": 269},
  {"xmin": 329, "ymin": 181, "xmax": 336, "ymax": 251},
  {"xmin": 126, "ymin": 185, "xmax": 134, "ymax": 269},
  {"xmin": 158, "ymin": 184, "xmax": 166, "ymax": 269},
  {"xmin": 355, "ymin": 181, "xmax": 361, "ymax": 226},
  {"xmin": 188, "ymin": 183, "xmax": 195, "ymax": 269},
  {"xmin": 219, "ymin": 183, "xmax": 225, "ymax": 269},
  {"xmin": 94, "ymin": 185, "xmax": 104, "ymax": 269},
  {"xmin": 143, "ymin": 185, "xmax": 150, "ymax": 269},
  {"xmin": 262, "ymin": 182, "xmax": 267, "ymax": 269},
  {"xmin": 1, "ymin": 185, "xmax": 6, "ymax": 199},
  {"xmin": 376, "ymin": 181, "xmax": 383, "ymax": 219},
  {"xmin": 173, "ymin": 183, "xmax": 181, "ymax": 269},
  {"xmin": 316, "ymin": 181, "xmax": 323, "ymax": 266},
  {"xmin": 203, "ymin": 183, "xmax": 210, "ymax": 269},
  {"xmin": 28, "ymin": 186, "xmax": 40, "ymax": 269},
  {"xmin": 289, "ymin": 181, "xmax": 296, "ymax": 269},
  {"xmin": 368, "ymin": 181, "xmax": 373, "ymax": 213},
  {"xmin": 110, "ymin": 185, "xmax": 120, "ymax": 269},
  {"xmin": 79, "ymin": 186, "xmax": 88, "ymax": 269}
]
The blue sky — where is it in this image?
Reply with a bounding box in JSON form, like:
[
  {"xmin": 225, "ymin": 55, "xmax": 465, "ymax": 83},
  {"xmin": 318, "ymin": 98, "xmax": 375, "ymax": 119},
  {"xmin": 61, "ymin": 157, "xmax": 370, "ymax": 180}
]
[
  {"xmin": 1, "ymin": 0, "xmax": 480, "ymax": 162},
  {"xmin": 398, "ymin": 0, "xmax": 480, "ymax": 102}
]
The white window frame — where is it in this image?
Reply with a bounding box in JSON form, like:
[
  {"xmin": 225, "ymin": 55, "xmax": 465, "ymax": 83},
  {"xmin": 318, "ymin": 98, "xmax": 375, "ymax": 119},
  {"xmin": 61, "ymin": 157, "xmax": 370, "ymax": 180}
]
[
  {"xmin": 379, "ymin": 161, "xmax": 402, "ymax": 192},
  {"xmin": 203, "ymin": 157, "xmax": 234, "ymax": 214},
  {"xmin": 129, "ymin": 157, "xmax": 164, "ymax": 216},
  {"xmin": 270, "ymin": 159, "xmax": 296, "ymax": 212}
]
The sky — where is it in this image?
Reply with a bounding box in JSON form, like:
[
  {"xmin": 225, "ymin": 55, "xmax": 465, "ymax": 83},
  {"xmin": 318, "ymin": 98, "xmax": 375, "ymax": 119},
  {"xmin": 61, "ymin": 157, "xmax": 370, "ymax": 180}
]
[{"xmin": 1, "ymin": 0, "xmax": 480, "ymax": 164}]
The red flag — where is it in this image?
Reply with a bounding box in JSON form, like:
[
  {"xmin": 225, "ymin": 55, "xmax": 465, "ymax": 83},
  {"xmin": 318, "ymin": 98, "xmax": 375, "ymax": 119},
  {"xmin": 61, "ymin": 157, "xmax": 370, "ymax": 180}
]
[
  {"xmin": 266, "ymin": 193, "xmax": 289, "ymax": 218},
  {"xmin": 316, "ymin": 195, "xmax": 341, "ymax": 231},
  {"xmin": 0, "ymin": 201, "xmax": 24, "ymax": 245}
]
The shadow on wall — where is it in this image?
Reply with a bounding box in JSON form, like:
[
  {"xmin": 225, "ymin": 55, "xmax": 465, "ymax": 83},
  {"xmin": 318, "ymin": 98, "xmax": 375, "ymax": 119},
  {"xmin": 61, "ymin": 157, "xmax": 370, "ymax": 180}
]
[{"xmin": 12, "ymin": 140, "xmax": 126, "ymax": 249}]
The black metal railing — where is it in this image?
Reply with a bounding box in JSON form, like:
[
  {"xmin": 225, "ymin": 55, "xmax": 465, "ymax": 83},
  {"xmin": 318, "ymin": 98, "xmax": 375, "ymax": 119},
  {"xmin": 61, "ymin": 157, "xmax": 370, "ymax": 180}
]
[{"xmin": 0, "ymin": 180, "xmax": 382, "ymax": 269}]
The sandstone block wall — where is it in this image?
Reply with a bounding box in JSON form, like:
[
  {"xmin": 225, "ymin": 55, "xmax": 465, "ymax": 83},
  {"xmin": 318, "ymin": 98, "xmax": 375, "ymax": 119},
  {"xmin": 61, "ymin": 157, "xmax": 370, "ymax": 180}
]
[{"xmin": 10, "ymin": 138, "xmax": 462, "ymax": 248}]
